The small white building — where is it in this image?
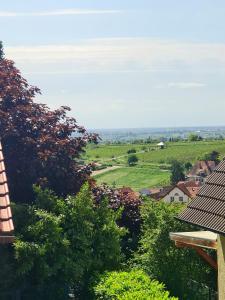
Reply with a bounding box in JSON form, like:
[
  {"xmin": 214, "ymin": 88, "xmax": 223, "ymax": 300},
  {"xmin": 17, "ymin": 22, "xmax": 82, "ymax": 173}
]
[{"xmin": 157, "ymin": 142, "xmax": 165, "ymax": 149}]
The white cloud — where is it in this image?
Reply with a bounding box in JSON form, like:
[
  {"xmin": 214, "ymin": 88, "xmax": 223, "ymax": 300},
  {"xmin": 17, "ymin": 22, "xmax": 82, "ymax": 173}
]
[
  {"xmin": 5, "ymin": 38, "xmax": 225, "ymax": 75},
  {"xmin": 0, "ymin": 9, "xmax": 121, "ymax": 17},
  {"xmin": 168, "ymin": 82, "xmax": 206, "ymax": 89}
]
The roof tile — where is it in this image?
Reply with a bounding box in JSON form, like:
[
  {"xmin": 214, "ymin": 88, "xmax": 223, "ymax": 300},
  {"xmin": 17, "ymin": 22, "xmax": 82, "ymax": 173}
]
[
  {"xmin": 177, "ymin": 158, "xmax": 225, "ymax": 234},
  {"xmin": 0, "ymin": 142, "xmax": 14, "ymax": 238}
]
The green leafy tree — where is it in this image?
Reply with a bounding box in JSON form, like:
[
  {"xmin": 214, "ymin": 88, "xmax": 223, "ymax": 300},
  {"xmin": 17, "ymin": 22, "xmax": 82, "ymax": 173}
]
[
  {"xmin": 127, "ymin": 154, "xmax": 138, "ymax": 166},
  {"xmin": 127, "ymin": 148, "xmax": 136, "ymax": 154},
  {"xmin": 184, "ymin": 162, "xmax": 192, "ymax": 172},
  {"xmin": 0, "ymin": 41, "xmax": 4, "ymax": 59},
  {"xmin": 7, "ymin": 184, "xmax": 125, "ymax": 299},
  {"xmin": 93, "ymin": 270, "xmax": 178, "ymax": 300},
  {"xmin": 201, "ymin": 151, "xmax": 221, "ymax": 164},
  {"xmin": 188, "ymin": 133, "xmax": 202, "ymax": 141},
  {"xmin": 133, "ymin": 200, "xmax": 217, "ymax": 299},
  {"xmin": 170, "ymin": 160, "xmax": 185, "ymax": 184}
]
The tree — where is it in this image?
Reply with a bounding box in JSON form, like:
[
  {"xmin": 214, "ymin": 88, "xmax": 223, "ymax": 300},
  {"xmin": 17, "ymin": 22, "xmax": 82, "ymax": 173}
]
[
  {"xmin": 93, "ymin": 270, "xmax": 178, "ymax": 300},
  {"xmin": 0, "ymin": 41, "xmax": 4, "ymax": 59},
  {"xmin": 170, "ymin": 160, "xmax": 185, "ymax": 184},
  {"xmin": 133, "ymin": 200, "xmax": 217, "ymax": 299},
  {"xmin": 127, "ymin": 148, "xmax": 136, "ymax": 154},
  {"xmin": 92, "ymin": 184, "xmax": 142, "ymax": 258},
  {"xmin": 127, "ymin": 154, "xmax": 138, "ymax": 166},
  {"xmin": 188, "ymin": 133, "xmax": 202, "ymax": 142},
  {"xmin": 0, "ymin": 43, "xmax": 97, "ymax": 204},
  {"xmin": 184, "ymin": 162, "xmax": 192, "ymax": 172},
  {"xmin": 7, "ymin": 184, "xmax": 125, "ymax": 299},
  {"xmin": 201, "ymin": 151, "xmax": 220, "ymax": 164}
]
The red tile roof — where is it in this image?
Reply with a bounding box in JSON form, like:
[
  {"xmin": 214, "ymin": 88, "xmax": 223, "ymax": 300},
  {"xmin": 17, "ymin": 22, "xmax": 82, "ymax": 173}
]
[
  {"xmin": 188, "ymin": 160, "xmax": 216, "ymax": 177},
  {"xmin": 151, "ymin": 184, "xmax": 192, "ymax": 200},
  {"xmin": 178, "ymin": 159, "xmax": 225, "ymax": 235},
  {"xmin": 0, "ymin": 142, "xmax": 14, "ymax": 243},
  {"xmin": 178, "ymin": 181, "xmax": 201, "ymax": 199}
]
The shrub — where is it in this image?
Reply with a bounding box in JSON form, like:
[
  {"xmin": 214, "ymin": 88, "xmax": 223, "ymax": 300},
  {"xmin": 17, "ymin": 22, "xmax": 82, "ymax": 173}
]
[
  {"xmin": 127, "ymin": 148, "xmax": 136, "ymax": 154},
  {"xmin": 93, "ymin": 270, "xmax": 178, "ymax": 299},
  {"xmin": 133, "ymin": 200, "xmax": 217, "ymax": 299},
  {"xmin": 92, "ymin": 184, "xmax": 142, "ymax": 258},
  {"xmin": 10, "ymin": 184, "xmax": 125, "ymax": 298},
  {"xmin": 127, "ymin": 155, "xmax": 138, "ymax": 166}
]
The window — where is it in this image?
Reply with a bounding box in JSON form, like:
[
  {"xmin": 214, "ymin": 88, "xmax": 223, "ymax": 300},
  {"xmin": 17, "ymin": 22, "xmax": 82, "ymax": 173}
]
[
  {"xmin": 170, "ymin": 196, "xmax": 174, "ymax": 202},
  {"xmin": 179, "ymin": 196, "xmax": 183, "ymax": 202}
]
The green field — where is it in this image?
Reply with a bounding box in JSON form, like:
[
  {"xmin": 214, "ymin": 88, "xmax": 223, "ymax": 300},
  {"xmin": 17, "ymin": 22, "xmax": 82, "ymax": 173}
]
[
  {"xmin": 85, "ymin": 140, "xmax": 225, "ymax": 190},
  {"xmin": 94, "ymin": 166, "xmax": 170, "ymax": 191},
  {"xmin": 85, "ymin": 140, "xmax": 225, "ymax": 164}
]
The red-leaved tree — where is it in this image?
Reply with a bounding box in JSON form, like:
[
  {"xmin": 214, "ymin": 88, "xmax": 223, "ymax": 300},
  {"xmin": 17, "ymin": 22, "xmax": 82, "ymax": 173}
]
[{"xmin": 0, "ymin": 43, "xmax": 97, "ymax": 203}]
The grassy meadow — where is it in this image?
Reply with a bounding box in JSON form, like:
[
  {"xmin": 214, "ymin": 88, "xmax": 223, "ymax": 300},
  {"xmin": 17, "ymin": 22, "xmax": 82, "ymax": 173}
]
[
  {"xmin": 94, "ymin": 166, "xmax": 170, "ymax": 191},
  {"xmin": 84, "ymin": 140, "xmax": 225, "ymax": 191}
]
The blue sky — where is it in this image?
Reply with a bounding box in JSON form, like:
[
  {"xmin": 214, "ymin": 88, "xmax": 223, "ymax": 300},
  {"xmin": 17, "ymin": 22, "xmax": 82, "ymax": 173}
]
[{"xmin": 1, "ymin": 0, "xmax": 225, "ymax": 128}]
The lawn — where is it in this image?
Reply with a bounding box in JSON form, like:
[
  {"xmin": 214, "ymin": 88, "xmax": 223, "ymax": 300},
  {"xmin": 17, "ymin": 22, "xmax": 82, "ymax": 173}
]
[{"xmin": 94, "ymin": 166, "xmax": 170, "ymax": 191}]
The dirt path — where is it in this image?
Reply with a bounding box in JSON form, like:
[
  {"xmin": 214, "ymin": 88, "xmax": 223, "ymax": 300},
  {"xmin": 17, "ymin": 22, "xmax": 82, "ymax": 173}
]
[
  {"xmin": 103, "ymin": 150, "xmax": 145, "ymax": 162},
  {"xmin": 92, "ymin": 166, "xmax": 121, "ymax": 176}
]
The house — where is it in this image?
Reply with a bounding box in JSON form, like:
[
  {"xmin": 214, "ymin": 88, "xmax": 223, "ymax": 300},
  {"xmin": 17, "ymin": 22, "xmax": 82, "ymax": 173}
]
[
  {"xmin": 170, "ymin": 158, "xmax": 225, "ymax": 299},
  {"xmin": 157, "ymin": 142, "xmax": 165, "ymax": 149},
  {"xmin": 178, "ymin": 180, "xmax": 201, "ymax": 199},
  {"xmin": 0, "ymin": 142, "xmax": 14, "ymax": 244},
  {"xmin": 160, "ymin": 184, "xmax": 190, "ymax": 203},
  {"xmin": 151, "ymin": 181, "xmax": 199, "ymax": 203},
  {"xmin": 187, "ymin": 160, "xmax": 216, "ymax": 183}
]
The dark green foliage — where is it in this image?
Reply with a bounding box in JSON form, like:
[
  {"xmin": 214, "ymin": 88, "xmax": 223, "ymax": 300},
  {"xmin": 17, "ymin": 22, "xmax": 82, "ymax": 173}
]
[
  {"xmin": 133, "ymin": 200, "xmax": 217, "ymax": 299},
  {"xmin": 127, "ymin": 154, "xmax": 138, "ymax": 166},
  {"xmin": 170, "ymin": 160, "xmax": 185, "ymax": 184},
  {"xmin": 93, "ymin": 269, "xmax": 178, "ymax": 300},
  {"xmin": 5, "ymin": 184, "xmax": 125, "ymax": 299},
  {"xmin": 92, "ymin": 184, "xmax": 142, "ymax": 260},
  {"xmin": 188, "ymin": 134, "xmax": 203, "ymax": 142},
  {"xmin": 201, "ymin": 150, "xmax": 221, "ymax": 164},
  {"xmin": 127, "ymin": 148, "xmax": 136, "ymax": 154},
  {"xmin": 0, "ymin": 41, "xmax": 4, "ymax": 59},
  {"xmin": 184, "ymin": 162, "xmax": 192, "ymax": 172}
]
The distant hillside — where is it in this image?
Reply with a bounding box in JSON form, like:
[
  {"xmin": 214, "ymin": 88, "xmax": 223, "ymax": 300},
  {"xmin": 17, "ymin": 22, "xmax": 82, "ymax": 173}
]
[{"xmin": 88, "ymin": 126, "xmax": 225, "ymax": 142}]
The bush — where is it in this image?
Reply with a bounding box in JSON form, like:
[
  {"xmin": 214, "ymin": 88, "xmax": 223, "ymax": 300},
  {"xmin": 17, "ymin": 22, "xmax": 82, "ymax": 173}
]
[
  {"xmin": 127, "ymin": 155, "xmax": 138, "ymax": 166},
  {"xmin": 133, "ymin": 200, "xmax": 217, "ymax": 299},
  {"xmin": 10, "ymin": 184, "xmax": 126, "ymax": 298},
  {"xmin": 127, "ymin": 148, "xmax": 136, "ymax": 154},
  {"xmin": 93, "ymin": 270, "xmax": 178, "ymax": 299}
]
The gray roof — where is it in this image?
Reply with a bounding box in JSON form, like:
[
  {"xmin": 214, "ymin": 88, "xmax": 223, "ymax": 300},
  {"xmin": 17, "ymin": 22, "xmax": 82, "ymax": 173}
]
[{"xmin": 177, "ymin": 159, "xmax": 225, "ymax": 235}]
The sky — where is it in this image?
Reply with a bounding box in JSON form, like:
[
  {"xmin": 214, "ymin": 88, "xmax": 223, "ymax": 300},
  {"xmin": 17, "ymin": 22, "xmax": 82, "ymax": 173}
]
[{"xmin": 1, "ymin": 0, "xmax": 225, "ymax": 129}]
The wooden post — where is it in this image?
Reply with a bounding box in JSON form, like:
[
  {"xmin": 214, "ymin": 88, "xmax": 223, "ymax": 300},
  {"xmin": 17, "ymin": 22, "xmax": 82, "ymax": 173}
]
[{"xmin": 217, "ymin": 234, "xmax": 225, "ymax": 300}]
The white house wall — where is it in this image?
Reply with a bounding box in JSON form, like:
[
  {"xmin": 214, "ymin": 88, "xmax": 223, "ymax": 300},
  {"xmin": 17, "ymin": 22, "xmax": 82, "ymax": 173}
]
[{"xmin": 163, "ymin": 187, "xmax": 189, "ymax": 203}]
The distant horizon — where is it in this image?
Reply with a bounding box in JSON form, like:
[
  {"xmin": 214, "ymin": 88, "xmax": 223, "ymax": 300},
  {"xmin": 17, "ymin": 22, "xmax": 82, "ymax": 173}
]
[{"xmin": 89, "ymin": 125, "xmax": 225, "ymax": 131}]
